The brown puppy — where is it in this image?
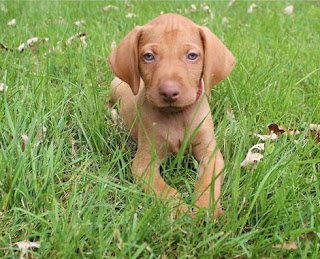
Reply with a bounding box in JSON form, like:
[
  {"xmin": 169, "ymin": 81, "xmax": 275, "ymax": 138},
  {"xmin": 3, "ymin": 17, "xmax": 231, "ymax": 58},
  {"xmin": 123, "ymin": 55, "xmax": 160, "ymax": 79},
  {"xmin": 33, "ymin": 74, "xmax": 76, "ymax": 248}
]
[{"xmin": 109, "ymin": 14, "xmax": 235, "ymax": 218}]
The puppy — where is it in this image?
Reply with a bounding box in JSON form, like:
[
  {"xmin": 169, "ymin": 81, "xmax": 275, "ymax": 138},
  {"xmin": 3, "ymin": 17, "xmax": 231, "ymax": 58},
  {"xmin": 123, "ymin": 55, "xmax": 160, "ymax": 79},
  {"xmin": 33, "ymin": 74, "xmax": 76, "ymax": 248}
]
[{"xmin": 109, "ymin": 13, "xmax": 235, "ymax": 218}]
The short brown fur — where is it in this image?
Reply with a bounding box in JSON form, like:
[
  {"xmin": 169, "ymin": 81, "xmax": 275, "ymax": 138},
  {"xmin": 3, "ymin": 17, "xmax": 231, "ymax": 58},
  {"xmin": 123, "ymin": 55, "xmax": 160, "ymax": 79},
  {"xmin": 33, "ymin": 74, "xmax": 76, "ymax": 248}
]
[{"xmin": 109, "ymin": 14, "xmax": 235, "ymax": 218}]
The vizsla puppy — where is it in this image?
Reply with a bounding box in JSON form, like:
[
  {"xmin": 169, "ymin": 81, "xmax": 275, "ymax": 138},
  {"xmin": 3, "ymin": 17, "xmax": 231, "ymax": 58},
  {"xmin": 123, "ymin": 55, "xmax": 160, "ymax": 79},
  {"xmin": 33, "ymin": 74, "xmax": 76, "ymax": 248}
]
[{"xmin": 109, "ymin": 14, "xmax": 235, "ymax": 218}]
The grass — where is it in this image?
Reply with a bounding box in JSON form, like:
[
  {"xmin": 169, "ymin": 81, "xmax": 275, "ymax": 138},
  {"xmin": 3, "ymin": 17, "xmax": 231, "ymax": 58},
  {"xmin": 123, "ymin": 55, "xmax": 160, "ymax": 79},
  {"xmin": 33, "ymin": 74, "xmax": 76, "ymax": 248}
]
[{"xmin": 0, "ymin": 0, "xmax": 320, "ymax": 258}]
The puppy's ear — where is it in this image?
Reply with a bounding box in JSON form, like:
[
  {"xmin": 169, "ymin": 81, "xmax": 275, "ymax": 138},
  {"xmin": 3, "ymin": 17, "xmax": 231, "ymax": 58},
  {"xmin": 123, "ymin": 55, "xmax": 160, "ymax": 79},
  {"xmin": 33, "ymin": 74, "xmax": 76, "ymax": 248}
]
[
  {"xmin": 108, "ymin": 26, "xmax": 143, "ymax": 95},
  {"xmin": 199, "ymin": 26, "xmax": 235, "ymax": 94}
]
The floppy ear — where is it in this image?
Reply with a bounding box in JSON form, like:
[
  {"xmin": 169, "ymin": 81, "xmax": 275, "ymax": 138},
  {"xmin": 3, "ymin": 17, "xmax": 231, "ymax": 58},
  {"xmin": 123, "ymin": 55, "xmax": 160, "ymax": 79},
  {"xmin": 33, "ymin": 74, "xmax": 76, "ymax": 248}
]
[
  {"xmin": 108, "ymin": 26, "xmax": 143, "ymax": 95},
  {"xmin": 199, "ymin": 26, "xmax": 235, "ymax": 94}
]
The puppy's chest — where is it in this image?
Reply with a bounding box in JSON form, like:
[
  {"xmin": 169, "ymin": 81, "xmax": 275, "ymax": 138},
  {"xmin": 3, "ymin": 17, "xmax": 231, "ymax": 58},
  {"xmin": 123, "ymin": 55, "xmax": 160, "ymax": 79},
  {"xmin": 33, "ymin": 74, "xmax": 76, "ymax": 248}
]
[{"xmin": 152, "ymin": 116, "xmax": 193, "ymax": 154}]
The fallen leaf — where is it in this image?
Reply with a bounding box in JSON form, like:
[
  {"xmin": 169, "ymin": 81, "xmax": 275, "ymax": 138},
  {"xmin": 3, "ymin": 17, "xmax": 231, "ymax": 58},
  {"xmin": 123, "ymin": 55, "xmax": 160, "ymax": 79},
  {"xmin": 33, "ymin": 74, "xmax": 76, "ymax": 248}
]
[
  {"xmin": 17, "ymin": 37, "xmax": 49, "ymax": 52},
  {"xmin": 226, "ymin": 107, "xmax": 235, "ymax": 122},
  {"xmin": 273, "ymin": 241, "xmax": 298, "ymax": 250},
  {"xmin": 125, "ymin": 0, "xmax": 131, "ymax": 9},
  {"xmin": 200, "ymin": 3, "xmax": 211, "ymax": 12},
  {"xmin": 27, "ymin": 37, "xmax": 40, "ymax": 46},
  {"xmin": 200, "ymin": 3, "xmax": 214, "ymax": 19},
  {"xmin": 113, "ymin": 229, "xmax": 123, "ymax": 250},
  {"xmin": 288, "ymin": 129, "xmax": 300, "ymax": 135},
  {"xmin": 241, "ymin": 143, "xmax": 265, "ymax": 168},
  {"xmin": 227, "ymin": 0, "xmax": 236, "ymax": 8},
  {"xmin": 59, "ymin": 16, "xmax": 66, "ymax": 25},
  {"xmin": 110, "ymin": 108, "xmax": 124, "ymax": 129},
  {"xmin": 125, "ymin": 13, "xmax": 137, "ymax": 18},
  {"xmin": 110, "ymin": 109, "xmax": 119, "ymax": 123},
  {"xmin": 255, "ymin": 133, "xmax": 278, "ymax": 141},
  {"xmin": 102, "ymin": 5, "xmax": 119, "ymax": 12},
  {"xmin": 74, "ymin": 20, "xmax": 85, "ymax": 27},
  {"xmin": 267, "ymin": 123, "xmax": 285, "ymax": 135},
  {"xmin": 7, "ymin": 18, "xmax": 16, "ymax": 26},
  {"xmin": 80, "ymin": 34, "xmax": 87, "ymax": 46},
  {"xmin": 284, "ymin": 5, "xmax": 294, "ymax": 15},
  {"xmin": 247, "ymin": 3, "xmax": 258, "ymax": 13},
  {"xmin": 310, "ymin": 124, "xmax": 320, "ymax": 132},
  {"xmin": 66, "ymin": 32, "xmax": 87, "ymax": 46},
  {"xmin": 15, "ymin": 240, "xmax": 40, "ymax": 259},
  {"xmin": 110, "ymin": 40, "xmax": 117, "ymax": 49},
  {"xmin": 309, "ymin": 124, "xmax": 320, "ymax": 144},
  {"xmin": 20, "ymin": 125, "xmax": 46, "ymax": 151},
  {"xmin": 189, "ymin": 4, "xmax": 197, "ymax": 13},
  {"xmin": 17, "ymin": 43, "xmax": 26, "ymax": 52},
  {"xmin": 222, "ymin": 17, "xmax": 229, "ymax": 24},
  {"xmin": 0, "ymin": 42, "xmax": 9, "ymax": 51},
  {"xmin": 21, "ymin": 134, "xmax": 29, "ymax": 151},
  {"xmin": 35, "ymin": 125, "xmax": 47, "ymax": 147},
  {"xmin": 0, "ymin": 82, "xmax": 8, "ymax": 92},
  {"xmin": 0, "ymin": 4, "xmax": 8, "ymax": 13}
]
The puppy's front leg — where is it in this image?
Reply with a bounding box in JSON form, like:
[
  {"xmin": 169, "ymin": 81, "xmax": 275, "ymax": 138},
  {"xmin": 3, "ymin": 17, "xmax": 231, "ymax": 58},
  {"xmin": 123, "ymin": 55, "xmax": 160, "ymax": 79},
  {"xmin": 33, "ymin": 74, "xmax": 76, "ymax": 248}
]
[
  {"xmin": 192, "ymin": 138, "xmax": 225, "ymax": 218},
  {"xmin": 132, "ymin": 149, "xmax": 184, "ymax": 202}
]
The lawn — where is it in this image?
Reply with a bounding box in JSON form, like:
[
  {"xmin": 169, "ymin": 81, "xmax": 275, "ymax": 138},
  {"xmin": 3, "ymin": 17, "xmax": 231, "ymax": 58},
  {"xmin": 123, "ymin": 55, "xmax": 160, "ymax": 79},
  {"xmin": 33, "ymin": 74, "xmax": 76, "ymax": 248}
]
[{"xmin": 0, "ymin": 0, "xmax": 319, "ymax": 258}]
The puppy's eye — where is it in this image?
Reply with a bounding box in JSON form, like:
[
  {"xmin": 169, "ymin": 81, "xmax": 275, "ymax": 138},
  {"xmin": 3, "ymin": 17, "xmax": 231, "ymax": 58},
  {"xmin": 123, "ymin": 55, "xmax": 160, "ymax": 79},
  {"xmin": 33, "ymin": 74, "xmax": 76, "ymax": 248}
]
[
  {"xmin": 187, "ymin": 53, "xmax": 198, "ymax": 61},
  {"xmin": 143, "ymin": 53, "xmax": 155, "ymax": 61}
]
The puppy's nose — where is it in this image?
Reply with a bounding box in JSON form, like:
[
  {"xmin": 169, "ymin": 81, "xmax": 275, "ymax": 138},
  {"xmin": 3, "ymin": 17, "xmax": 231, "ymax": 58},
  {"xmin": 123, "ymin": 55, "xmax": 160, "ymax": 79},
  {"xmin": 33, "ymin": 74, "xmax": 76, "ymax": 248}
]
[{"xmin": 159, "ymin": 80, "xmax": 181, "ymax": 103}]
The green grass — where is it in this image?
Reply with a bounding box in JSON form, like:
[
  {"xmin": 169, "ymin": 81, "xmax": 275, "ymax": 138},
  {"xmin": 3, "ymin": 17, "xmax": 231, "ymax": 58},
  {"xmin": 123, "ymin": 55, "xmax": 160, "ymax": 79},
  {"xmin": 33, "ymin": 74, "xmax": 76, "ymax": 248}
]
[{"xmin": 1, "ymin": 0, "xmax": 320, "ymax": 258}]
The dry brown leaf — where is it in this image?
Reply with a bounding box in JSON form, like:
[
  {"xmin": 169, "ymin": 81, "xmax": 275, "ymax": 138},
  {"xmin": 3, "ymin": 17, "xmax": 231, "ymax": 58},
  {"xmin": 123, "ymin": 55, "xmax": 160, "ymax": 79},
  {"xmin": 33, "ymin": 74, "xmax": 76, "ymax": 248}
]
[
  {"xmin": 309, "ymin": 124, "xmax": 320, "ymax": 144},
  {"xmin": 288, "ymin": 129, "xmax": 300, "ymax": 135},
  {"xmin": 109, "ymin": 108, "xmax": 124, "ymax": 129},
  {"xmin": 113, "ymin": 229, "xmax": 123, "ymax": 250},
  {"xmin": 248, "ymin": 3, "xmax": 258, "ymax": 13},
  {"xmin": 0, "ymin": 42, "xmax": 9, "ymax": 51},
  {"xmin": 267, "ymin": 123, "xmax": 286, "ymax": 135},
  {"xmin": 35, "ymin": 125, "xmax": 47, "ymax": 147},
  {"xmin": 66, "ymin": 32, "xmax": 87, "ymax": 46},
  {"xmin": 125, "ymin": 0, "xmax": 131, "ymax": 9},
  {"xmin": 241, "ymin": 143, "xmax": 265, "ymax": 168},
  {"xmin": 255, "ymin": 133, "xmax": 278, "ymax": 141},
  {"xmin": 125, "ymin": 13, "xmax": 137, "ymax": 18},
  {"xmin": 189, "ymin": 4, "xmax": 197, "ymax": 13},
  {"xmin": 255, "ymin": 124, "xmax": 300, "ymax": 141},
  {"xmin": 17, "ymin": 37, "xmax": 49, "ymax": 52},
  {"xmin": 7, "ymin": 18, "xmax": 16, "ymax": 26},
  {"xmin": 110, "ymin": 40, "xmax": 117, "ymax": 49},
  {"xmin": 284, "ymin": 5, "xmax": 294, "ymax": 15},
  {"xmin": 17, "ymin": 43, "xmax": 26, "ymax": 52},
  {"xmin": 20, "ymin": 125, "xmax": 47, "ymax": 151},
  {"xmin": 14, "ymin": 240, "xmax": 40, "ymax": 259},
  {"xmin": 227, "ymin": 0, "xmax": 236, "ymax": 8},
  {"xmin": 310, "ymin": 124, "xmax": 320, "ymax": 132},
  {"xmin": 74, "ymin": 20, "xmax": 85, "ymax": 27},
  {"xmin": 1, "ymin": 4, "xmax": 8, "ymax": 13},
  {"xmin": 222, "ymin": 17, "xmax": 229, "ymax": 24},
  {"xmin": 316, "ymin": 132, "xmax": 320, "ymax": 144},
  {"xmin": 0, "ymin": 82, "xmax": 8, "ymax": 92},
  {"xmin": 200, "ymin": 3, "xmax": 211, "ymax": 12},
  {"xmin": 273, "ymin": 241, "xmax": 298, "ymax": 250},
  {"xmin": 226, "ymin": 107, "xmax": 235, "ymax": 122},
  {"xmin": 21, "ymin": 134, "xmax": 29, "ymax": 151},
  {"xmin": 102, "ymin": 5, "xmax": 119, "ymax": 12}
]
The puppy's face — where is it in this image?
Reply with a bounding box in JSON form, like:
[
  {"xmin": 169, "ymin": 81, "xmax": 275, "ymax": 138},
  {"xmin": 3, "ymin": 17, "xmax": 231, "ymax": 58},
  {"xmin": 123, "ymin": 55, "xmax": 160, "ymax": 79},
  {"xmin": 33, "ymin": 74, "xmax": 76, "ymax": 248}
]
[
  {"xmin": 109, "ymin": 14, "xmax": 235, "ymax": 111},
  {"xmin": 138, "ymin": 25, "xmax": 204, "ymax": 111}
]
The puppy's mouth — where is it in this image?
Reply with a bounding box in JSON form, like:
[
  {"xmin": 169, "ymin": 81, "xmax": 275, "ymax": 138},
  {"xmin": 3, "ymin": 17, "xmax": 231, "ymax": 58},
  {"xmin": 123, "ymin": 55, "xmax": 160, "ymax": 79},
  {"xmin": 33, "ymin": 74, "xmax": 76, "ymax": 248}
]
[{"xmin": 155, "ymin": 79, "xmax": 204, "ymax": 113}]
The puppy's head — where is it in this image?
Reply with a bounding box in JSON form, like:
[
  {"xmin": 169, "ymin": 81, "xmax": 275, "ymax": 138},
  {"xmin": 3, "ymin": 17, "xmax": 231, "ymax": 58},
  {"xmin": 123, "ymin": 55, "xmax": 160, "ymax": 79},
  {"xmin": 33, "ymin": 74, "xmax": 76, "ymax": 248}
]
[{"xmin": 109, "ymin": 14, "xmax": 235, "ymax": 112}]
